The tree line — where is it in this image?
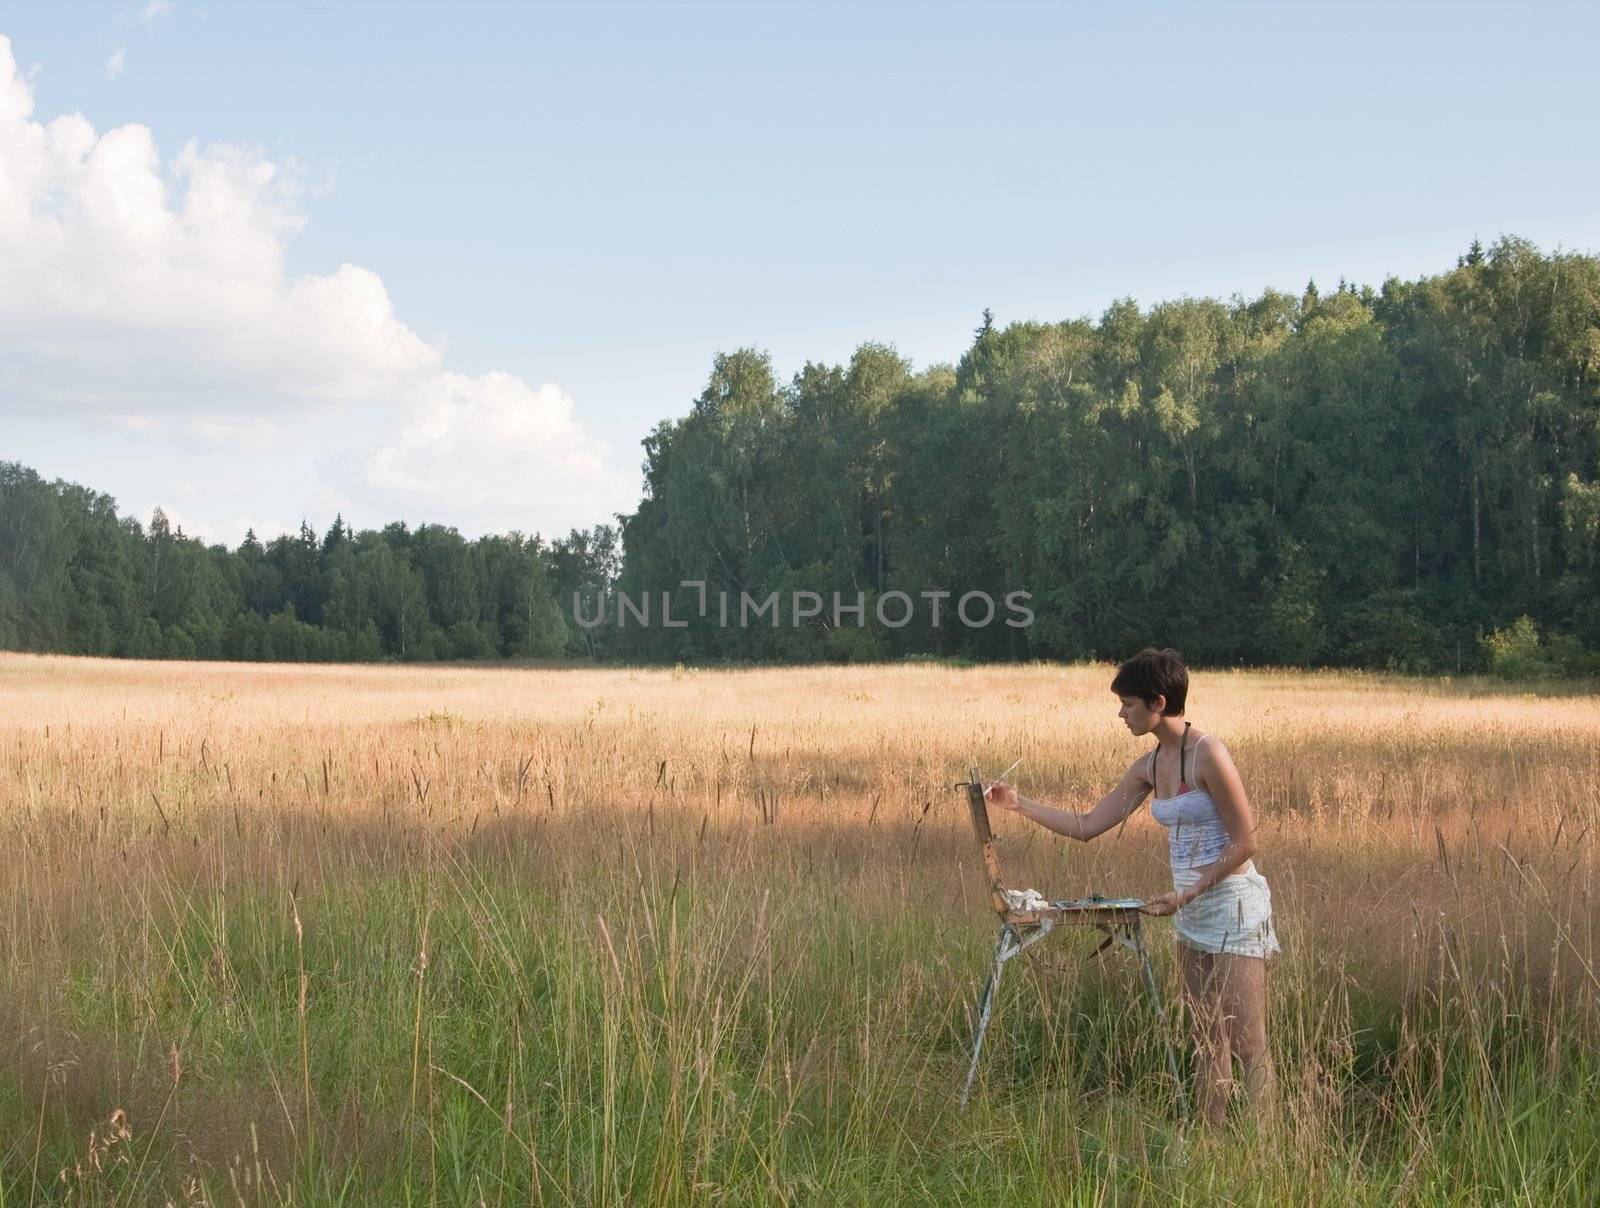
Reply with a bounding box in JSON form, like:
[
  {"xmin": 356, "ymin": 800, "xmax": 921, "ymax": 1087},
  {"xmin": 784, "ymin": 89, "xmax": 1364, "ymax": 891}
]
[
  {"xmin": 0, "ymin": 478, "xmax": 619, "ymax": 663},
  {"xmin": 3, "ymin": 236, "xmax": 1597, "ymax": 674}
]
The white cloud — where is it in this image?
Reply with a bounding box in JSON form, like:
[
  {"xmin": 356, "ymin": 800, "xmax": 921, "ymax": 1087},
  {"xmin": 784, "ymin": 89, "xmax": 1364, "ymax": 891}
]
[
  {"xmin": 367, "ymin": 373, "xmax": 624, "ymax": 517},
  {"xmin": 185, "ymin": 414, "xmax": 279, "ymax": 447},
  {"xmin": 104, "ymin": 411, "xmax": 161, "ymax": 431},
  {"xmin": 0, "ymin": 34, "xmax": 632, "ymax": 536},
  {"xmin": 96, "ymin": 410, "xmax": 275, "ymax": 449},
  {"xmin": 0, "ymin": 55, "xmax": 440, "ymax": 409},
  {"xmin": 116, "ymin": 1, "xmax": 173, "ymax": 27},
  {"xmin": 105, "ymin": 48, "xmax": 126, "ymax": 79}
]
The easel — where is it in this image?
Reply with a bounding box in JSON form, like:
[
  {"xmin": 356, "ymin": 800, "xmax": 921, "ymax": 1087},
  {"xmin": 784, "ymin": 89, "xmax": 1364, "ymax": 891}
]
[{"xmin": 958, "ymin": 764, "xmax": 1188, "ymax": 1116}]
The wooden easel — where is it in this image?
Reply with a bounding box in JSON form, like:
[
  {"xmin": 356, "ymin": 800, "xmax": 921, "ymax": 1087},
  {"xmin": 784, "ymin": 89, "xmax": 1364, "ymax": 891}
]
[{"xmin": 958, "ymin": 764, "xmax": 1187, "ymax": 1115}]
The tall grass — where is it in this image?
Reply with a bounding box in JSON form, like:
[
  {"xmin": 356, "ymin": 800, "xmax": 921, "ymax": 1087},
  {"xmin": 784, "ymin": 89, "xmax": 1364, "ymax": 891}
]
[{"xmin": 0, "ymin": 654, "xmax": 1595, "ymax": 1204}]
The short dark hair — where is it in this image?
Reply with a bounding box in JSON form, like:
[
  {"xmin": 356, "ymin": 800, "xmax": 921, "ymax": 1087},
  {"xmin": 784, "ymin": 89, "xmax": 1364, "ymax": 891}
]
[{"xmin": 1110, "ymin": 647, "xmax": 1188, "ymax": 716}]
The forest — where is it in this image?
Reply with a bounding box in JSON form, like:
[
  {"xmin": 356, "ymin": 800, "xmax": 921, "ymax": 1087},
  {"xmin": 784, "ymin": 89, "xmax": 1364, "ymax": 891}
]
[{"xmin": 3, "ymin": 236, "xmax": 1597, "ymax": 674}]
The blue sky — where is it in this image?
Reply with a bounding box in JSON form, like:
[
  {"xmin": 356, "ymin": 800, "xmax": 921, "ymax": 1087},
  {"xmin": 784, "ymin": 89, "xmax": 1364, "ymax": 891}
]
[{"xmin": 2, "ymin": 0, "xmax": 1597, "ymax": 545}]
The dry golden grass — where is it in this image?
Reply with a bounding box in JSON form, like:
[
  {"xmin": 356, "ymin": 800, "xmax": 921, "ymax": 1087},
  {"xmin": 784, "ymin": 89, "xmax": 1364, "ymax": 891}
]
[{"xmin": 0, "ymin": 651, "xmax": 1596, "ymax": 1204}]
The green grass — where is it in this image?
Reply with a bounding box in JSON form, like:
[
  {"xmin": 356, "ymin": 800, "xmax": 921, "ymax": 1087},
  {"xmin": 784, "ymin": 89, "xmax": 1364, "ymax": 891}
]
[
  {"xmin": 2, "ymin": 655, "xmax": 1597, "ymax": 1204},
  {"xmin": 3, "ymin": 826, "xmax": 1597, "ymax": 1206}
]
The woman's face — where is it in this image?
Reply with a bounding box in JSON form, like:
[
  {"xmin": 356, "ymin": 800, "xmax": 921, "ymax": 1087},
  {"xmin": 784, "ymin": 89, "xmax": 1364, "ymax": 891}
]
[{"xmin": 1116, "ymin": 693, "xmax": 1162, "ymax": 735}]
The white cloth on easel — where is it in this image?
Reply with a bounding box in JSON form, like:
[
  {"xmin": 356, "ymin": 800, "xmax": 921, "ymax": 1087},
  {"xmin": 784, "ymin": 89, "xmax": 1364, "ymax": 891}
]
[{"xmin": 1001, "ymin": 888, "xmax": 1052, "ymax": 912}]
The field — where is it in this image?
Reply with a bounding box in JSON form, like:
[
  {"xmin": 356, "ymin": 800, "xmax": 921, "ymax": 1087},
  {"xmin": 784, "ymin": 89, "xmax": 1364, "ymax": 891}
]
[{"xmin": 0, "ymin": 653, "xmax": 1596, "ymax": 1206}]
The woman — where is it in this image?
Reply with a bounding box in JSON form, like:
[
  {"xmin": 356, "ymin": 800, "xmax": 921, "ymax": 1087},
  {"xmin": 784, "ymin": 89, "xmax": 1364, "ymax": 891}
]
[{"xmin": 983, "ymin": 647, "xmax": 1278, "ymax": 1125}]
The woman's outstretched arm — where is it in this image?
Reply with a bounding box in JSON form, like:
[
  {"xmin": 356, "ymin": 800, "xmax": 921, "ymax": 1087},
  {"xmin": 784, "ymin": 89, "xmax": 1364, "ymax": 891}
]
[{"xmin": 983, "ymin": 761, "xmax": 1152, "ymax": 842}]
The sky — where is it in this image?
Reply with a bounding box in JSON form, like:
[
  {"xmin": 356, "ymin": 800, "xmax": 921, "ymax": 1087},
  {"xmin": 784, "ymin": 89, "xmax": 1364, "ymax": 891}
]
[{"xmin": 2, "ymin": 0, "xmax": 1597, "ymax": 547}]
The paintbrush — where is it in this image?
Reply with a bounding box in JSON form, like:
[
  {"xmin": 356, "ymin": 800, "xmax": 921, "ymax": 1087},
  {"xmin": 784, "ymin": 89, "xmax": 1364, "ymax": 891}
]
[{"xmin": 991, "ymin": 756, "xmax": 1023, "ymax": 784}]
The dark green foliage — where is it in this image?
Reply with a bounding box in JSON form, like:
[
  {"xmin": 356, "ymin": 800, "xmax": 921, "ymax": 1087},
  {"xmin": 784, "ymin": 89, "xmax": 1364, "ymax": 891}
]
[
  {"xmin": 0, "ymin": 462, "xmax": 601, "ymax": 664},
  {"xmin": 613, "ymin": 238, "xmax": 1600, "ymax": 671},
  {"xmin": 2, "ymin": 237, "xmax": 1598, "ymax": 670}
]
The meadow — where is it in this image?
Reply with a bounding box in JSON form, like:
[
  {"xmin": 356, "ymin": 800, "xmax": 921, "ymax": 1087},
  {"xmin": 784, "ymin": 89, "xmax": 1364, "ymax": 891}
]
[{"xmin": 0, "ymin": 653, "xmax": 1595, "ymax": 1205}]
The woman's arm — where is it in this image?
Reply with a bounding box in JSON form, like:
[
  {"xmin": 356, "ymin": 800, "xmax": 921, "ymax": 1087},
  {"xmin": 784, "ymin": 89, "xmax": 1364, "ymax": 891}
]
[
  {"xmin": 1143, "ymin": 737, "xmax": 1259, "ymax": 916},
  {"xmin": 984, "ymin": 761, "xmax": 1152, "ymax": 842}
]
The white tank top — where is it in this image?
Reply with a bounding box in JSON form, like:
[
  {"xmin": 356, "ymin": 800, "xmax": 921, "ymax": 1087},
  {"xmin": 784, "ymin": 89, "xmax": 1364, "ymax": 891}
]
[{"xmin": 1148, "ymin": 729, "xmax": 1232, "ymax": 871}]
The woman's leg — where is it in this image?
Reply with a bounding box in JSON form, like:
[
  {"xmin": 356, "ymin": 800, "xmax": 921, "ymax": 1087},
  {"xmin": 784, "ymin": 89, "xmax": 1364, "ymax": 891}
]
[
  {"xmin": 1214, "ymin": 953, "xmax": 1276, "ymax": 1119},
  {"xmin": 1177, "ymin": 944, "xmax": 1232, "ymax": 1126}
]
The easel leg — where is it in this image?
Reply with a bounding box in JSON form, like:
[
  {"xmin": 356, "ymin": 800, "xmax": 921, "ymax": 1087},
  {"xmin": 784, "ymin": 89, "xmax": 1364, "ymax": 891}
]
[
  {"xmin": 961, "ymin": 925, "xmax": 1013, "ymax": 1109},
  {"xmin": 1130, "ymin": 923, "xmax": 1189, "ymax": 1120}
]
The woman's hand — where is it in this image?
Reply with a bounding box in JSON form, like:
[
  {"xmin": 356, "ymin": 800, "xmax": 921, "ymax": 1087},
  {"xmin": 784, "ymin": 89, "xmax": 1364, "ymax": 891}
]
[
  {"xmin": 1141, "ymin": 890, "xmax": 1187, "ymax": 917},
  {"xmin": 983, "ymin": 780, "xmax": 1020, "ymax": 811}
]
